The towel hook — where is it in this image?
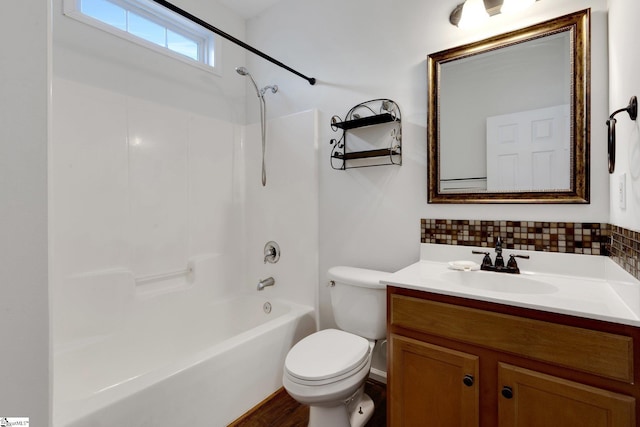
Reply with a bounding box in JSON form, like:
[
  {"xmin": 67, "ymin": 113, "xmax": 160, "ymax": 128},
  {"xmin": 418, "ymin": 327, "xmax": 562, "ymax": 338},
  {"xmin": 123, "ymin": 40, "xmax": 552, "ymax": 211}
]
[{"xmin": 606, "ymin": 96, "xmax": 637, "ymax": 173}]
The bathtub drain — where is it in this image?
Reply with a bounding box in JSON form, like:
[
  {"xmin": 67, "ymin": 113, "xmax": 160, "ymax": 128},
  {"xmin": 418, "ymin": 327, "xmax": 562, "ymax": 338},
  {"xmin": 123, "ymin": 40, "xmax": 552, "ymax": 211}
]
[{"xmin": 263, "ymin": 302, "xmax": 272, "ymax": 314}]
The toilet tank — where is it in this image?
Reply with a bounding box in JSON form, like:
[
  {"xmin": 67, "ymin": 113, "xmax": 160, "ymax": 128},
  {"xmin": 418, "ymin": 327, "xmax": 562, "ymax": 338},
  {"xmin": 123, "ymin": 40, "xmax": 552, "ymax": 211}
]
[{"xmin": 327, "ymin": 266, "xmax": 392, "ymax": 340}]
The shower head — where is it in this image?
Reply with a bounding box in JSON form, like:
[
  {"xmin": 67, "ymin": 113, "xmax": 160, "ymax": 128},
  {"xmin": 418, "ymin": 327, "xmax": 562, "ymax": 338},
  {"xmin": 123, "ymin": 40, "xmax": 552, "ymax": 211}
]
[
  {"xmin": 235, "ymin": 66, "xmax": 261, "ymax": 98},
  {"xmin": 235, "ymin": 66, "xmax": 249, "ymax": 76}
]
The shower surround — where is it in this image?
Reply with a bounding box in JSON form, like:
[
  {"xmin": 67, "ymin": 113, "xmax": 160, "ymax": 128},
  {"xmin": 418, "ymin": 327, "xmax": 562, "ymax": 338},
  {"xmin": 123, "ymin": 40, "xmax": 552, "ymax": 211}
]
[{"xmin": 51, "ymin": 67, "xmax": 318, "ymax": 426}]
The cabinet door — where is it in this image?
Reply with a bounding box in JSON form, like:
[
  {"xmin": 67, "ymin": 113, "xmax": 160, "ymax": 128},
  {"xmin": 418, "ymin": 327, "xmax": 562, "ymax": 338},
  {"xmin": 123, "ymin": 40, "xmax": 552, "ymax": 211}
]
[
  {"xmin": 498, "ymin": 363, "xmax": 635, "ymax": 427},
  {"xmin": 389, "ymin": 333, "xmax": 479, "ymax": 427}
]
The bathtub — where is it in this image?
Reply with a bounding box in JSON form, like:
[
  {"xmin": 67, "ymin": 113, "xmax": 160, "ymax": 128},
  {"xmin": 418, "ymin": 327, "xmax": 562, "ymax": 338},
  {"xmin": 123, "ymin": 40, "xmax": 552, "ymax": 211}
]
[{"xmin": 53, "ymin": 295, "xmax": 315, "ymax": 427}]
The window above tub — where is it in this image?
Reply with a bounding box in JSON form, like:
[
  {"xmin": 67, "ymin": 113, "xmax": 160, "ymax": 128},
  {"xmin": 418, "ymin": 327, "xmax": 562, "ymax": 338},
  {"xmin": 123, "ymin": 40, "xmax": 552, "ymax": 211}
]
[{"xmin": 63, "ymin": 0, "xmax": 220, "ymax": 74}]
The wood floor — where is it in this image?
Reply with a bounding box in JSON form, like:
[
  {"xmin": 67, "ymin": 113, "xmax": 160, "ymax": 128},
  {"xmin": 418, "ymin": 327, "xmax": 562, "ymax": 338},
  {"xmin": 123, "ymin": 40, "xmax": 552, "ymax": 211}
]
[{"xmin": 229, "ymin": 379, "xmax": 387, "ymax": 427}]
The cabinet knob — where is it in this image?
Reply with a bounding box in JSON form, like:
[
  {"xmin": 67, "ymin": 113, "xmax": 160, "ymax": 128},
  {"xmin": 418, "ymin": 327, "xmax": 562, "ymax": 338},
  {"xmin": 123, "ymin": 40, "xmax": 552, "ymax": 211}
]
[
  {"xmin": 501, "ymin": 386, "xmax": 513, "ymax": 399},
  {"xmin": 462, "ymin": 375, "xmax": 474, "ymax": 387}
]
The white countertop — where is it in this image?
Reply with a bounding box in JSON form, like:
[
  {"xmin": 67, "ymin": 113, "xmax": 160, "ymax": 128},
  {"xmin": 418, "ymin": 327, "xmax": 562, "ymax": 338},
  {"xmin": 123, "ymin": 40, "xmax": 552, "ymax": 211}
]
[{"xmin": 382, "ymin": 244, "xmax": 640, "ymax": 327}]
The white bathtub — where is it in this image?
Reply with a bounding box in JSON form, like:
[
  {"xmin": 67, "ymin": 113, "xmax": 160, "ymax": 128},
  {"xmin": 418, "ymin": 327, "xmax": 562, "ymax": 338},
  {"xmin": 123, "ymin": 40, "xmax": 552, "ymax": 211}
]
[{"xmin": 53, "ymin": 295, "xmax": 315, "ymax": 427}]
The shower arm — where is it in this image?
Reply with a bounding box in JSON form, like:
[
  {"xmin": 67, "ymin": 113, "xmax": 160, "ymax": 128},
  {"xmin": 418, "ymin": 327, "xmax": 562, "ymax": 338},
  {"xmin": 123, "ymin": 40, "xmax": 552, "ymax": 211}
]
[{"xmin": 150, "ymin": 0, "xmax": 316, "ymax": 86}]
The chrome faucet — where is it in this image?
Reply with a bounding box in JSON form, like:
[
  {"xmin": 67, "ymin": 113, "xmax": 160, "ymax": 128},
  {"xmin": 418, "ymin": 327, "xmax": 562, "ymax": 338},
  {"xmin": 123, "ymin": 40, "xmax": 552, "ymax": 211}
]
[
  {"xmin": 472, "ymin": 236, "xmax": 530, "ymax": 274},
  {"xmin": 257, "ymin": 276, "xmax": 275, "ymax": 291}
]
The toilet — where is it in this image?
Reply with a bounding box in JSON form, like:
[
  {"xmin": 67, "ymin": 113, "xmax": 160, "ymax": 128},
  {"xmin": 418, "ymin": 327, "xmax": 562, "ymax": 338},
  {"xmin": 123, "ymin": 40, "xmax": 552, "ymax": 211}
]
[{"xmin": 283, "ymin": 266, "xmax": 390, "ymax": 427}]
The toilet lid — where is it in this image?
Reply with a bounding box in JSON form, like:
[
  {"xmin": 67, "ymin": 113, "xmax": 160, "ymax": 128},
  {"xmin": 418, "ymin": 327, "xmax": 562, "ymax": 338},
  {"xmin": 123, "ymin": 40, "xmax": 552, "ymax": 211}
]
[{"xmin": 285, "ymin": 329, "xmax": 370, "ymax": 381}]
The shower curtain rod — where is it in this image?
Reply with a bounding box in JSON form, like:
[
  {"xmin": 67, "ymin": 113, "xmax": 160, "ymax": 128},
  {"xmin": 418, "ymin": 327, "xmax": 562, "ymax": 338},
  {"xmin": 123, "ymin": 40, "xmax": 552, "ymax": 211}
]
[{"xmin": 150, "ymin": 0, "xmax": 316, "ymax": 85}]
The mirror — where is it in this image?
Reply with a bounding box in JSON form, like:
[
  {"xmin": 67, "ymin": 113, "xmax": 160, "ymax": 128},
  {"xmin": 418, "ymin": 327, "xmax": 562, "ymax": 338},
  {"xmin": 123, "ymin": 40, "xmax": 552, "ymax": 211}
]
[{"xmin": 427, "ymin": 9, "xmax": 590, "ymax": 203}]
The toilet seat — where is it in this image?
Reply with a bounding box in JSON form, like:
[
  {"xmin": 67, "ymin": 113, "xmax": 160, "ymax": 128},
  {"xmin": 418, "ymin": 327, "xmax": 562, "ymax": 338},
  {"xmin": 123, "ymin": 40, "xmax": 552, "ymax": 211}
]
[{"xmin": 285, "ymin": 329, "xmax": 370, "ymax": 386}]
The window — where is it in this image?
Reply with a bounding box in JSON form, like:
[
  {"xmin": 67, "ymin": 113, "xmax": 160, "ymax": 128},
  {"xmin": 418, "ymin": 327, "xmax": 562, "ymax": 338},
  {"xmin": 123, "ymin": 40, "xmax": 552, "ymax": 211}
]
[{"xmin": 64, "ymin": 0, "xmax": 218, "ymax": 73}]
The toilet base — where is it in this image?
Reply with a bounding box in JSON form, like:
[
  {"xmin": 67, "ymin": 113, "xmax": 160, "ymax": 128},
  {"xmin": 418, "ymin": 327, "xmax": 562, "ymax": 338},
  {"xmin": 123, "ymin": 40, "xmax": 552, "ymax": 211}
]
[
  {"xmin": 307, "ymin": 392, "xmax": 374, "ymax": 427},
  {"xmin": 308, "ymin": 403, "xmax": 350, "ymax": 427},
  {"xmin": 349, "ymin": 393, "xmax": 374, "ymax": 427}
]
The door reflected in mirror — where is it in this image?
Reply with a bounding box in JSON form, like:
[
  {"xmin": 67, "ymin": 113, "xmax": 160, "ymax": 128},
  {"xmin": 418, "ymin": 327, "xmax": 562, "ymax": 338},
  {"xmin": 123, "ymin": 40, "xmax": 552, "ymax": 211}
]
[{"xmin": 428, "ymin": 9, "xmax": 590, "ymax": 203}]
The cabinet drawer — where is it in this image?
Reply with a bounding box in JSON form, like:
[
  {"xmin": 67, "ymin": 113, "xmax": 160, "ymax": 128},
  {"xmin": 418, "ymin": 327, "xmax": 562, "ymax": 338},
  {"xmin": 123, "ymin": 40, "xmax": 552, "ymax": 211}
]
[{"xmin": 390, "ymin": 294, "xmax": 634, "ymax": 382}]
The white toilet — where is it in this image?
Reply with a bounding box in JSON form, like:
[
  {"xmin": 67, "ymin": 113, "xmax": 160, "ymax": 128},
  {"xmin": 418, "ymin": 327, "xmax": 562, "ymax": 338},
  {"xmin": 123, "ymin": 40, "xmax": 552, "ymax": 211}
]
[{"xmin": 283, "ymin": 266, "xmax": 390, "ymax": 427}]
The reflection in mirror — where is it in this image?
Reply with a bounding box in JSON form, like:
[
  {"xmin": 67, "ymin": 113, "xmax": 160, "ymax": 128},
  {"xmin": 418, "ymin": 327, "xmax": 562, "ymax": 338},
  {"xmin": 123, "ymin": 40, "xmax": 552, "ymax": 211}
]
[
  {"xmin": 428, "ymin": 9, "xmax": 590, "ymax": 203},
  {"xmin": 440, "ymin": 33, "xmax": 570, "ymax": 192}
]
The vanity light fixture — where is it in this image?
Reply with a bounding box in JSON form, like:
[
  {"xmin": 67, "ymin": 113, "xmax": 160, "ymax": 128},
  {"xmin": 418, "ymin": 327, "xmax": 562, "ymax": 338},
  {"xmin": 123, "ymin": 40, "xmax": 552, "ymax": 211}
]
[
  {"xmin": 607, "ymin": 96, "xmax": 638, "ymax": 174},
  {"xmin": 456, "ymin": 0, "xmax": 489, "ymax": 28},
  {"xmin": 450, "ymin": 0, "xmax": 538, "ymax": 28}
]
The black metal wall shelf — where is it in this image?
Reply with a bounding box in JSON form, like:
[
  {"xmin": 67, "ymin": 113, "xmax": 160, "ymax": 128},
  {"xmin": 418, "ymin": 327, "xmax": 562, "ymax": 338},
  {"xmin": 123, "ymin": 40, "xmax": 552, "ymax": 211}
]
[
  {"xmin": 330, "ymin": 99, "xmax": 402, "ymax": 170},
  {"xmin": 332, "ymin": 147, "xmax": 401, "ymax": 161},
  {"xmin": 332, "ymin": 113, "xmax": 396, "ymax": 130}
]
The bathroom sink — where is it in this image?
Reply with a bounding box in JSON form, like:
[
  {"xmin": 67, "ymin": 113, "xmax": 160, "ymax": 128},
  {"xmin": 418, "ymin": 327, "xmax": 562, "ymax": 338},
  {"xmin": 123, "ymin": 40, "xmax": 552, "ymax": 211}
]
[
  {"xmin": 440, "ymin": 270, "xmax": 559, "ymax": 295},
  {"xmin": 382, "ymin": 244, "xmax": 640, "ymax": 327}
]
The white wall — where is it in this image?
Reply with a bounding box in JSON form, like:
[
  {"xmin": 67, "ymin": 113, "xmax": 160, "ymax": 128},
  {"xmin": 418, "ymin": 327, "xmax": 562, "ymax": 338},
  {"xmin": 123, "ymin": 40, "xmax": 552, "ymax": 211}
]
[
  {"xmin": 0, "ymin": 1, "xmax": 51, "ymax": 424},
  {"xmin": 609, "ymin": 0, "xmax": 640, "ymax": 232},
  {"xmin": 244, "ymin": 0, "xmax": 610, "ymax": 332}
]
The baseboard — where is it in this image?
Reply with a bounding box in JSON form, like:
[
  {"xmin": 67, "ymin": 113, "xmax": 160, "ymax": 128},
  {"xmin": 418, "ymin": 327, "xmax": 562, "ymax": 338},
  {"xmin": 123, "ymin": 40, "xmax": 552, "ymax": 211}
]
[{"xmin": 370, "ymin": 367, "xmax": 387, "ymax": 384}]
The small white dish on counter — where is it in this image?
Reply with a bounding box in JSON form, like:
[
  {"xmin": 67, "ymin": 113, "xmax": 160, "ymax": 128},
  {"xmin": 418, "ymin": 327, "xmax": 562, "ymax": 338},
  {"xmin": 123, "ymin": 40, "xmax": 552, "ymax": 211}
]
[{"xmin": 448, "ymin": 260, "xmax": 480, "ymax": 271}]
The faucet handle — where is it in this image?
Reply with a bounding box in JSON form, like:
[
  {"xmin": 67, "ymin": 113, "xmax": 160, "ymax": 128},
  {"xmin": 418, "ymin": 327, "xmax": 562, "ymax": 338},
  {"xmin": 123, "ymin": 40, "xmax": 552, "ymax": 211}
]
[
  {"xmin": 263, "ymin": 241, "xmax": 280, "ymax": 264},
  {"xmin": 472, "ymin": 250, "xmax": 493, "ymax": 267},
  {"xmin": 506, "ymin": 254, "xmax": 530, "ymax": 273},
  {"xmin": 507, "ymin": 254, "xmax": 530, "ymax": 263}
]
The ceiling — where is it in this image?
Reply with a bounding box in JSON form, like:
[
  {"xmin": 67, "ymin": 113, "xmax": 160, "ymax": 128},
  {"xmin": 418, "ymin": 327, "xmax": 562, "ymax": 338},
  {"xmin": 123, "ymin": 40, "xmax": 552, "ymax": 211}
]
[{"xmin": 217, "ymin": 0, "xmax": 284, "ymax": 19}]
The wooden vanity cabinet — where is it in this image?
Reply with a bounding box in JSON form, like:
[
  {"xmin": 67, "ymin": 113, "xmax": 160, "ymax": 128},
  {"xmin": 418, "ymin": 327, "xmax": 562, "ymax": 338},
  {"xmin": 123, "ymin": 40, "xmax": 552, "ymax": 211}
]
[
  {"xmin": 387, "ymin": 286, "xmax": 640, "ymax": 427},
  {"xmin": 498, "ymin": 363, "xmax": 635, "ymax": 427},
  {"xmin": 390, "ymin": 334, "xmax": 480, "ymax": 426}
]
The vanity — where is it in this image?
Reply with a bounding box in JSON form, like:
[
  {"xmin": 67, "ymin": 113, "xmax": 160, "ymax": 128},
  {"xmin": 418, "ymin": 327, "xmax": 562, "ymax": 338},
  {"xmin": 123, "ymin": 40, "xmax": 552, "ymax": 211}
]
[
  {"xmin": 384, "ymin": 244, "xmax": 640, "ymax": 426},
  {"xmin": 386, "ymin": 5, "xmax": 638, "ymax": 424}
]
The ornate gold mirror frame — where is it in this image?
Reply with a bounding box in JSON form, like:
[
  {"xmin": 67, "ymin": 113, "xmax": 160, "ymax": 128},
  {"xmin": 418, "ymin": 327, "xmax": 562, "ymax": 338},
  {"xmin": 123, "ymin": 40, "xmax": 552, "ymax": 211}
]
[{"xmin": 427, "ymin": 9, "xmax": 590, "ymax": 203}]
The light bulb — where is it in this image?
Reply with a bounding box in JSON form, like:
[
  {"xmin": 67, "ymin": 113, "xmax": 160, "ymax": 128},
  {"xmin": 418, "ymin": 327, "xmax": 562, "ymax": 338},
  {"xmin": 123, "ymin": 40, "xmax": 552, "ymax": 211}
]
[{"xmin": 458, "ymin": 0, "xmax": 490, "ymax": 28}]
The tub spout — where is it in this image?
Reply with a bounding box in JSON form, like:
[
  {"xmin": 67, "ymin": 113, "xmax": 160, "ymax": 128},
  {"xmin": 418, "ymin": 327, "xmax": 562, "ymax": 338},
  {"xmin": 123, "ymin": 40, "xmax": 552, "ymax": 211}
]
[{"xmin": 257, "ymin": 277, "xmax": 275, "ymax": 291}]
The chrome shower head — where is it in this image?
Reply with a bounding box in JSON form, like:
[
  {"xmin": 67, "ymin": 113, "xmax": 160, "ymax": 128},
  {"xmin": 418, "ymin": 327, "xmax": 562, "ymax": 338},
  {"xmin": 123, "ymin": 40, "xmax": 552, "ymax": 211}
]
[
  {"xmin": 235, "ymin": 66, "xmax": 249, "ymax": 76},
  {"xmin": 235, "ymin": 66, "xmax": 261, "ymax": 98}
]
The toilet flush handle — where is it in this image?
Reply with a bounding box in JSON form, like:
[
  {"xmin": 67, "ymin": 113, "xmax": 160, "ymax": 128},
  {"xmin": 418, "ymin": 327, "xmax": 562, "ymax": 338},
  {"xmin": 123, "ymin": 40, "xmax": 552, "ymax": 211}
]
[{"xmin": 327, "ymin": 281, "xmax": 335, "ymax": 287}]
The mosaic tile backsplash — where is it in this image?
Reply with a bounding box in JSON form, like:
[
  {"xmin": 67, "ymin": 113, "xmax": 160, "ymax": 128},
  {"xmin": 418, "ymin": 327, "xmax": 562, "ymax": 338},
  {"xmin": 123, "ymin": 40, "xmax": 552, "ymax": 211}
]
[
  {"xmin": 421, "ymin": 219, "xmax": 611, "ymax": 255},
  {"xmin": 421, "ymin": 219, "xmax": 640, "ymax": 281},
  {"xmin": 610, "ymin": 225, "xmax": 640, "ymax": 280}
]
